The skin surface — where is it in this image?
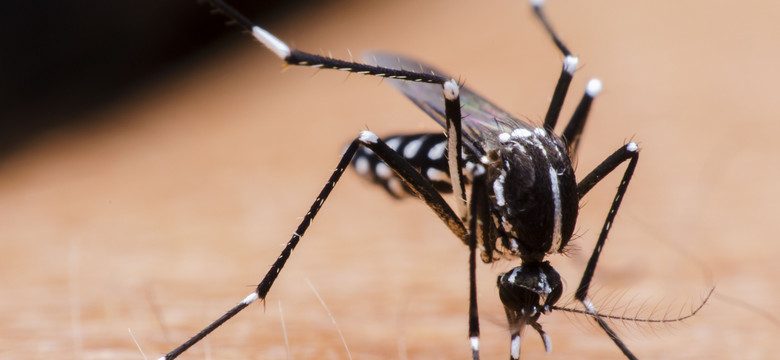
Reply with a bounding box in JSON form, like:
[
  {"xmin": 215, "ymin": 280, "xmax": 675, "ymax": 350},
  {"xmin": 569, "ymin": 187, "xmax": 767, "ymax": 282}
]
[{"xmin": 1, "ymin": 1, "xmax": 778, "ymax": 359}]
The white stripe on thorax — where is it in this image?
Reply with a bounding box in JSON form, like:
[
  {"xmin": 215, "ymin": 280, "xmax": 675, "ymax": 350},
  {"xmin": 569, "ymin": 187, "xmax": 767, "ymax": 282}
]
[{"xmin": 548, "ymin": 165, "xmax": 562, "ymax": 253}]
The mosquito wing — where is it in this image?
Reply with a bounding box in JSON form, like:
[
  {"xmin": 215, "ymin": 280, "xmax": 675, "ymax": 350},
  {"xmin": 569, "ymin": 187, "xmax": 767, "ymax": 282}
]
[{"xmin": 365, "ymin": 52, "xmax": 536, "ymax": 154}]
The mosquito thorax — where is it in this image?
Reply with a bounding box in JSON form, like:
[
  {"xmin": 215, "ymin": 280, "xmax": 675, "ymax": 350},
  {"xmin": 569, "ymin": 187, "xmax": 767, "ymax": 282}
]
[
  {"xmin": 485, "ymin": 127, "xmax": 578, "ymax": 262},
  {"xmin": 497, "ymin": 261, "xmax": 563, "ymax": 319}
]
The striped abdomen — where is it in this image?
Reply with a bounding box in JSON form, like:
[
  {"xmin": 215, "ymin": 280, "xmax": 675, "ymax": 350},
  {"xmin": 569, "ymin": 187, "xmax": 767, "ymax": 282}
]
[{"xmin": 351, "ymin": 133, "xmax": 452, "ymax": 198}]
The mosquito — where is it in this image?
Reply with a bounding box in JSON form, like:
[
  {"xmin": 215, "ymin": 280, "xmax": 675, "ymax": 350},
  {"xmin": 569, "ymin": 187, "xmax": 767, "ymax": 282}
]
[{"xmin": 158, "ymin": 1, "xmax": 708, "ymax": 359}]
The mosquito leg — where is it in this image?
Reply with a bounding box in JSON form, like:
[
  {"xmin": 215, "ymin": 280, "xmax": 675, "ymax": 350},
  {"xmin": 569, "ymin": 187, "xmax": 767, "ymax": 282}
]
[
  {"xmin": 367, "ymin": 124, "xmax": 479, "ymax": 360},
  {"xmin": 530, "ymin": 0, "xmax": 605, "ymax": 157},
  {"xmin": 207, "ymin": 0, "xmax": 448, "ymax": 85},
  {"xmin": 542, "ymin": 55, "xmax": 578, "ymax": 131},
  {"xmin": 159, "ymin": 131, "xmax": 467, "ymax": 360},
  {"xmin": 577, "ymin": 142, "xmax": 639, "ymax": 198},
  {"xmin": 467, "ymin": 171, "xmax": 488, "ymax": 360},
  {"xmin": 442, "ymin": 80, "xmax": 468, "ymax": 218},
  {"xmin": 562, "ymin": 78, "xmax": 602, "ymax": 156},
  {"xmin": 529, "ymin": 0, "xmax": 578, "ymax": 131},
  {"xmin": 158, "ymin": 140, "xmax": 363, "ymax": 360},
  {"xmin": 530, "ymin": 0, "xmax": 572, "ymax": 56},
  {"xmin": 573, "ymin": 143, "xmax": 640, "ymax": 359},
  {"xmin": 359, "ymin": 131, "xmax": 468, "ymax": 241}
]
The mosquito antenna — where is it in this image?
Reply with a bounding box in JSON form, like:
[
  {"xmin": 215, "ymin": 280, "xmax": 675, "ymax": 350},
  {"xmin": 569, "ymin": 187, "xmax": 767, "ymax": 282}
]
[{"xmin": 552, "ymin": 286, "xmax": 713, "ymax": 324}]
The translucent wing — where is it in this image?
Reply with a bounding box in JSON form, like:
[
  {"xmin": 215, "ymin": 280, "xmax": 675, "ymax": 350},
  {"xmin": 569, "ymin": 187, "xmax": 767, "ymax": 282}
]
[{"xmin": 365, "ymin": 52, "xmax": 536, "ymax": 155}]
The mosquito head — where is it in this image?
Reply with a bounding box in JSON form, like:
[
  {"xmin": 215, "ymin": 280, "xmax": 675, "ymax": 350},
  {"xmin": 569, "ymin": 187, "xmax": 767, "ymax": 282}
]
[
  {"xmin": 497, "ymin": 261, "xmax": 562, "ymax": 321},
  {"xmin": 497, "ymin": 262, "xmax": 561, "ymax": 356}
]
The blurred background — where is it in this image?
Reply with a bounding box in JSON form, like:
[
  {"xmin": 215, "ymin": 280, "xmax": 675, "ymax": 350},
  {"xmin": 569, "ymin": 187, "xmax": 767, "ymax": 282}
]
[
  {"xmin": 1, "ymin": 0, "xmax": 778, "ymax": 359},
  {"xmin": 0, "ymin": 0, "xmax": 298, "ymax": 158}
]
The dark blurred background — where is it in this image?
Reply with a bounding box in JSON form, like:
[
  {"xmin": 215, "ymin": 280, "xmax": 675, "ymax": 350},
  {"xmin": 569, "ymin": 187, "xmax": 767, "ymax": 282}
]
[{"xmin": 0, "ymin": 0, "xmax": 312, "ymax": 158}]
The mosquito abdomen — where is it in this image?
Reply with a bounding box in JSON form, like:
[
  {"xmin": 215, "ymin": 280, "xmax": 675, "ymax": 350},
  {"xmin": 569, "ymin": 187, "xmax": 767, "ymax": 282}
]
[{"xmin": 351, "ymin": 133, "xmax": 452, "ymax": 197}]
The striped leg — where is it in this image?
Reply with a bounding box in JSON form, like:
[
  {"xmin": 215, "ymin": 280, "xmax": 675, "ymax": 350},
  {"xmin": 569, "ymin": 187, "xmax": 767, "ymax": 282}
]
[
  {"xmin": 158, "ymin": 131, "xmax": 466, "ymax": 360},
  {"xmin": 466, "ymin": 170, "xmax": 492, "ymax": 360},
  {"xmin": 574, "ymin": 143, "xmax": 641, "ymax": 360},
  {"xmin": 531, "ymin": 0, "xmax": 600, "ymax": 157},
  {"xmin": 207, "ymin": 0, "xmax": 447, "ymax": 85},
  {"xmin": 532, "ymin": 0, "xmax": 577, "ymax": 132},
  {"xmin": 562, "ymin": 79, "xmax": 601, "ymax": 157}
]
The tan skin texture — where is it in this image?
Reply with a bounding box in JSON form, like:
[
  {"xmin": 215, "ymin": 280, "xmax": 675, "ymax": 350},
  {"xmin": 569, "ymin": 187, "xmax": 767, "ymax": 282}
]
[{"xmin": 1, "ymin": 1, "xmax": 778, "ymax": 359}]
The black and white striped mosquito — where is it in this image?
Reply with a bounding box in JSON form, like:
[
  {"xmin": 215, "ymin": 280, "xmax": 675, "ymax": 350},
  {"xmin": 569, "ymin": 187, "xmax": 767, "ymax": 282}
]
[{"xmin": 159, "ymin": 1, "xmax": 708, "ymax": 359}]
